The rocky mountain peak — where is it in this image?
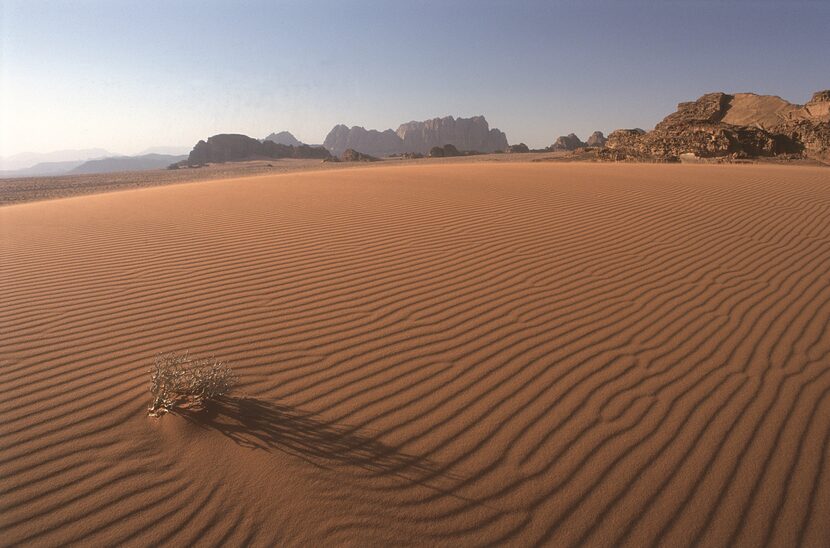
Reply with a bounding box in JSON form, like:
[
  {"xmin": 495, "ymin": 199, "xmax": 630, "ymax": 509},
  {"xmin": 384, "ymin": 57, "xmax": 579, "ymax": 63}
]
[{"xmin": 263, "ymin": 131, "xmax": 302, "ymax": 147}]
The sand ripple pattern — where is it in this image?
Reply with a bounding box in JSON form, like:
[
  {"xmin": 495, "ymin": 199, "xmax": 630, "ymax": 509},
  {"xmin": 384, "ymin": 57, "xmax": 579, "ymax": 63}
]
[{"xmin": 1, "ymin": 163, "xmax": 829, "ymax": 547}]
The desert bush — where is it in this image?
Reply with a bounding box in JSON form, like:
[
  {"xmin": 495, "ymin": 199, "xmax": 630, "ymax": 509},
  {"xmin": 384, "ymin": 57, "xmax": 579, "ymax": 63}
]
[{"xmin": 149, "ymin": 351, "xmax": 237, "ymax": 415}]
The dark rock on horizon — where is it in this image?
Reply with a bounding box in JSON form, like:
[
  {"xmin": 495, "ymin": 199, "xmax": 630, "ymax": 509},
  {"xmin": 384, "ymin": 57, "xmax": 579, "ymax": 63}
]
[
  {"xmin": 508, "ymin": 143, "xmax": 530, "ymax": 153},
  {"xmin": 187, "ymin": 134, "xmax": 331, "ymax": 165},
  {"xmin": 340, "ymin": 149, "xmax": 380, "ymax": 162},
  {"xmin": 429, "ymin": 144, "xmax": 463, "ymax": 158}
]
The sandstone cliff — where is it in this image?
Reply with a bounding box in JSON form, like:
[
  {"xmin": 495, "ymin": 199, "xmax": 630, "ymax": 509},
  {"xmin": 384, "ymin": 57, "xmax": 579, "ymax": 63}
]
[
  {"xmin": 323, "ymin": 116, "xmax": 508, "ymax": 157},
  {"xmin": 396, "ymin": 116, "xmax": 508, "ymax": 154},
  {"xmin": 602, "ymin": 90, "xmax": 830, "ymax": 162},
  {"xmin": 323, "ymin": 125, "xmax": 404, "ymax": 158}
]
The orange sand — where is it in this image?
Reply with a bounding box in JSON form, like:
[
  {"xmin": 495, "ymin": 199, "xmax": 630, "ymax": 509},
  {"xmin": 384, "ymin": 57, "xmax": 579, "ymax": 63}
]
[{"xmin": 1, "ymin": 162, "xmax": 829, "ymax": 546}]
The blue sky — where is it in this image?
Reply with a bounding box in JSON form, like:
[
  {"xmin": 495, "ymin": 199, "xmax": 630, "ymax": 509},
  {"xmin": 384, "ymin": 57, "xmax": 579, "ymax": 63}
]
[{"xmin": 1, "ymin": 0, "xmax": 828, "ymax": 155}]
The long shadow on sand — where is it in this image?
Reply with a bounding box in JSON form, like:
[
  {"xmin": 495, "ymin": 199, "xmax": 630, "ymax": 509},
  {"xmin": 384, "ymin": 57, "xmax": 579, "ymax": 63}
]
[{"xmin": 176, "ymin": 397, "xmax": 439, "ymax": 478}]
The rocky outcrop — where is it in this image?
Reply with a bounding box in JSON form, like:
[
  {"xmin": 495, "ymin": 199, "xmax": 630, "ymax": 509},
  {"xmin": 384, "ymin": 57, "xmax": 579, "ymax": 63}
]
[
  {"xmin": 187, "ymin": 134, "xmax": 330, "ymax": 165},
  {"xmin": 188, "ymin": 134, "xmax": 262, "ymax": 165},
  {"xmin": 396, "ymin": 116, "xmax": 507, "ymax": 154},
  {"xmin": 550, "ymin": 133, "xmax": 587, "ymax": 151},
  {"xmin": 323, "ymin": 116, "xmax": 508, "ymax": 157},
  {"xmin": 263, "ymin": 131, "xmax": 302, "ymax": 146},
  {"xmin": 586, "ymin": 131, "xmax": 607, "ymax": 147},
  {"xmin": 291, "ymin": 144, "xmax": 331, "ymax": 159},
  {"xmin": 339, "ymin": 149, "xmax": 379, "ymax": 162},
  {"xmin": 601, "ymin": 90, "xmax": 830, "ymax": 162},
  {"xmin": 508, "ymin": 143, "xmax": 530, "ymax": 153},
  {"xmin": 429, "ymin": 144, "xmax": 463, "ymax": 158}
]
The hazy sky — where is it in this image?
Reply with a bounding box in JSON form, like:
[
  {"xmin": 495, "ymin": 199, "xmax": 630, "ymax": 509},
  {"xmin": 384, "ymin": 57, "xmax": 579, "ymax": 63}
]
[{"xmin": 1, "ymin": 0, "xmax": 828, "ymax": 156}]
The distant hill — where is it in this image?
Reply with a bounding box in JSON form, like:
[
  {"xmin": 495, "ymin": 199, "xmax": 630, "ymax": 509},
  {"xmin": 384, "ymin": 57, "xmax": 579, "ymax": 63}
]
[
  {"xmin": 136, "ymin": 146, "xmax": 191, "ymax": 156},
  {"xmin": 263, "ymin": 131, "xmax": 302, "ymax": 146},
  {"xmin": 69, "ymin": 154, "xmax": 187, "ymax": 174},
  {"xmin": 186, "ymin": 134, "xmax": 331, "ymax": 165},
  {"xmin": 0, "ymin": 160, "xmax": 86, "ymax": 179},
  {"xmin": 0, "ymin": 148, "xmax": 112, "ymax": 172}
]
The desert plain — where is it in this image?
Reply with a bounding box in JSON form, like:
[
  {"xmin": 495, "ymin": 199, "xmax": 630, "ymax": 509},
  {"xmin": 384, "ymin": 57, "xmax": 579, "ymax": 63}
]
[{"xmin": 1, "ymin": 161, "xmax": 830, "ymax": 546}]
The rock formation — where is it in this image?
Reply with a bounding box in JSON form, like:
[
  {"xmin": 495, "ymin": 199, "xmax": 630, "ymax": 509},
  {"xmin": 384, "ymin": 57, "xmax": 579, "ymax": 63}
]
[
  {"xmin": 263, "ymin": 131, "xmax": 302, "ymax": 147},
  {"xmin": 323, "ymin": 125, "xmax": 404, "ymax": 158},
  {"xmin": 70, "ymin": 154, "xmax": 187, "ymax": 174},
  {"xmin": 187, "ymin": 134, "xmax": 330, "ymax": 165},
  {"xmin": 586, "ymin": 131, "xmax": 607, "ymax": 147},
  {"xmin": 508, "ymin": 143, "xmax": 530, "ymax": 153},
  {"xmin": 323, "ymin": 116, "xmax": 508, "ymax": 157},
  {"xmin": 429, "ymin": 144, "xmax": 462, "ymax": 158},
  {"xmin": 339, "ymin": 149, "xmax": 379, "ymax": 162},
  {"xmin": 550, "ymin": 133, "xmax": 587, "ymax": 151},
  {"xmin": 396, "ymin": 116, "xmax": 508, "ymax": 154},
  {"xmin": 601, "ymin": 90, "xmax": 830, "ymax": 162}
]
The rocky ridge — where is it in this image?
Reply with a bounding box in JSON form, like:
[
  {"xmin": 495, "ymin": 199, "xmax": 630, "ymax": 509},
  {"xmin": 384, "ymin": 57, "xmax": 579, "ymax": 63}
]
[
  {"xmin": 263, "ymin": 131, "xmax": 302, "ymax": 147},
  {"xmin": 602, "ymin": 90, "xmax": 830, "ymax": 162},
  {"xmin": 186, "ymin": 134, "xmax": 330, "ymax": 165}
]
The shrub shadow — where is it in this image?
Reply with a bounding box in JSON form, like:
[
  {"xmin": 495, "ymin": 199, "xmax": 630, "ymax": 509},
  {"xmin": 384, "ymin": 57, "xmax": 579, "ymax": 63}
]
[{"xmin": 176, "ymin": 396, "xmax": 438, "ymax": 478}]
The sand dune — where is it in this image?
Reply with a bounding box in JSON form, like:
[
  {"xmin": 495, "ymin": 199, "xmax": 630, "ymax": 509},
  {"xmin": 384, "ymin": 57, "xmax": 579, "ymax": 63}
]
[{"xmin": 1, "ymin": 162, "xmax": 829, "ymax": 546}]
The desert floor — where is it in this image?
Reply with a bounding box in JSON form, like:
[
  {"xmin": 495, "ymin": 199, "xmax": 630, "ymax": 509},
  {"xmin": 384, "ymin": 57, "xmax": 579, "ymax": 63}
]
[{"xmin": 1, "ymin": 162, "xmax": 829, "ymax": 546}]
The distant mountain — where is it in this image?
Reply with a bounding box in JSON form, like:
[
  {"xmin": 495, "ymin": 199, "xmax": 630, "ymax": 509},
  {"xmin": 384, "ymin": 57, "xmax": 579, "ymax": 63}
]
[
  {"xmin": 69, "ymin": 154, "xmax": 187, "ymax": 174},
  {"xmin": 323, "ymin": 125, "xmax": 403, "ymax": 158},
  {"xmin": 136, "ymin": 145, "xmax": 191, "ymax": 156},
  {"xmin": 0, "ymin": 160, "xmax": 86, "ymax": 179},
  {"xmin": 263, "ymin": 131, "xmax": 302, "ymax": 146},
  {"xmin": 323, "ymin": 116, "xmax": 509, "ymax": 157},
  {"xmin": 0, "ymin": 148, "xmax": 112, "ymax": 171},
  {"xmin": 396, "ymin": 116, "xmax": 508, "ymax": 154}
]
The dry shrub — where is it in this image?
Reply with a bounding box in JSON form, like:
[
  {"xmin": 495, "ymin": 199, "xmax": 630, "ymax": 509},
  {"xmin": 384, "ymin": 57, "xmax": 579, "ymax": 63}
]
[{"xmin": 149, "ymin": 351, "xmax": 237, "ymax": 416}]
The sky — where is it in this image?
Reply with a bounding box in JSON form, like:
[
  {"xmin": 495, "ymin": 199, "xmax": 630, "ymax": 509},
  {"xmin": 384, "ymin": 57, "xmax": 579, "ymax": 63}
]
[{"xmin": 1, "ymin": 0, "xmax": 829, "ymax": 156}]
